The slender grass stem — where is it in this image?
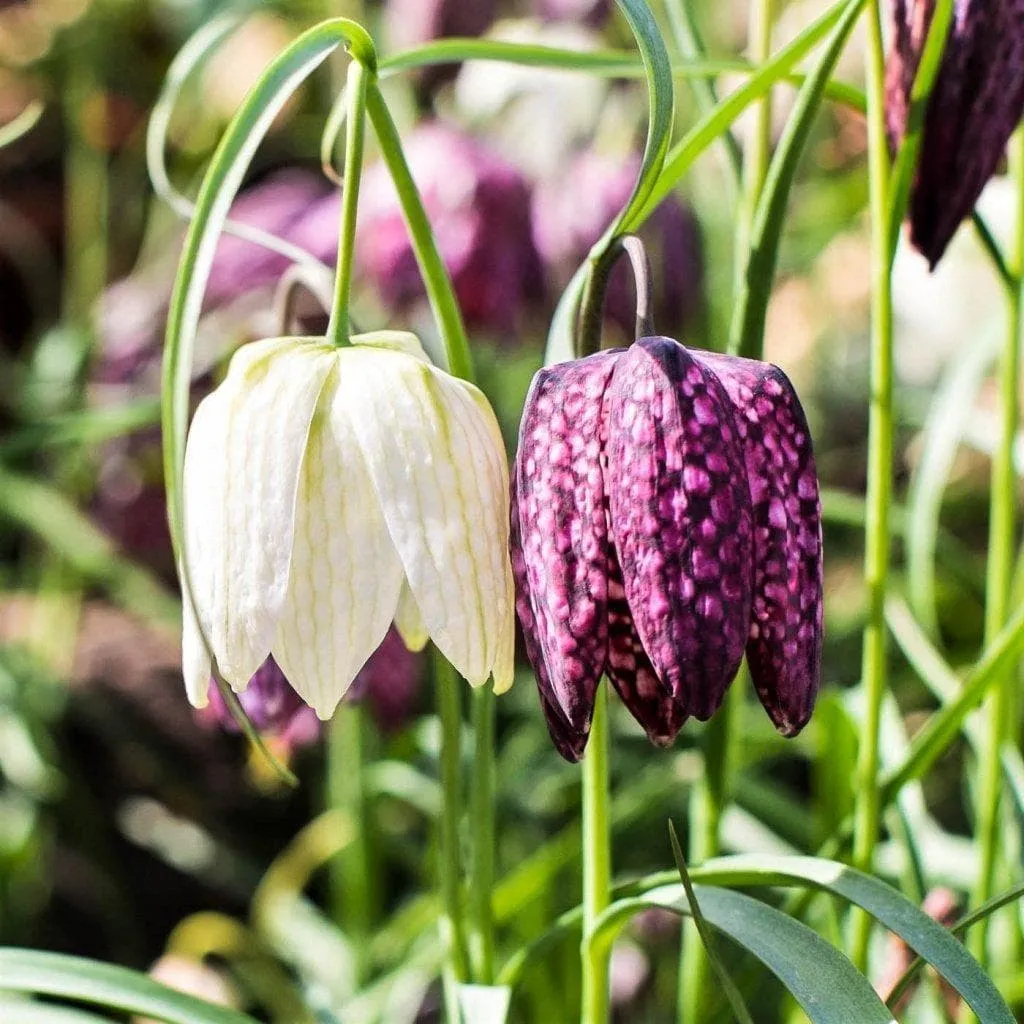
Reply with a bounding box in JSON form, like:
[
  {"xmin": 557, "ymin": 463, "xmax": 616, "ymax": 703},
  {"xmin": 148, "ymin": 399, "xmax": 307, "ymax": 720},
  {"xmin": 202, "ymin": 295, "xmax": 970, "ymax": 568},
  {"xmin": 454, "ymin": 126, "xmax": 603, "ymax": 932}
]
[
  {"xmin": 849, "ymin": 0, "xmax": 894, "ymax": 970},
  {"xmin": 733, "ymin": 0, "xmax": 775, "ymax": 298},
  {"xmin": 435, "ymin": 655, "xmax": 471, "ymax": 1006},
  {"xmin": 328, "ymin": 705, "xmax": 375, "ymax": 982},
  {"xmin": 469, "ymin": 684, "xmax": 496, "ymax": 983},
  {"xmin": 326, "ymin": 58, "xmax": 370, "ymax": 345},
  {"xmin": 365, "ymin": 85, "xmax": 473, "ymax": 379},
  {"xmin": 971, "ymin": 127, "xmax": 1024, "ymax": 975},
  {"xmin": 581, "ymin": 685, "xmax": 612, "ymax": 1024}
]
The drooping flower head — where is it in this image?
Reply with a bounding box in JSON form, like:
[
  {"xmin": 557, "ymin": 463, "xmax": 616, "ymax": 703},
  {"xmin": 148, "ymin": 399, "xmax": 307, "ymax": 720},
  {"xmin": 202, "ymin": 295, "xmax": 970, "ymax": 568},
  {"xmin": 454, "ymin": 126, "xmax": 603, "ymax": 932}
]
[
  {"xmin": 182, "ymin": 330, "xmax": 514, "ymax": 720},
  {"xmin": 886, "ymin": 0, "xmax": 1024, "ymax": 266},
  {"xmin": 512, "ymin": 336, "xmax": 822, "ymax": 760}
]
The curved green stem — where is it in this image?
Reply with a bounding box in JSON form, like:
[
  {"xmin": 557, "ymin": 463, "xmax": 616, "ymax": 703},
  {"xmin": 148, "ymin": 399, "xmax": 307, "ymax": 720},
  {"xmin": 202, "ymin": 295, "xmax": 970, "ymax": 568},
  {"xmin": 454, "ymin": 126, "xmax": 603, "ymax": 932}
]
[
  {"xmin": 971, "ymin": 127, "xmax": 1024, "ymax": 973},
  {"xmin": 849, "ymin": 0, "xmax": 893, "ymax": 970},
  {"xmin": 364, "ymin": 84, "xmax": 472, "ymax": 380},
  {"xmin": 470, "ymin": 685, "xmax": 496, "ymax": 983},
  {"xmin": 581, "ymin": 684, "xmax": 612, "ymax": 1024},
  {"xmin": 326, "ymin": 58, "xmax": 371, "ymax": 345}
]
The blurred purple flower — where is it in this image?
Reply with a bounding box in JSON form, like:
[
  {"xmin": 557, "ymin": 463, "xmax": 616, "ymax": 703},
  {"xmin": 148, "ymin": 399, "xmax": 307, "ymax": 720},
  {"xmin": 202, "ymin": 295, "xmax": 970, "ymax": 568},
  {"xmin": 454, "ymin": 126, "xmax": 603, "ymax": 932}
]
[
  {"xmin": 203, "ymin": 655, "xmax": 320, "ymax": 749},
  {"xmin": 386, "ymin": 0, "xmax": 496, "ymax": 48},
  {"xmin": 356, "ymin": 122, "xmax": 544, "ymax": 334},
  {"xmin": 536, "ymin": 0, "xmax": 610, "ymax": 27},
  {"xmin": 512, "ymin": 337, "xmax": 822, "ymax": 761},
  {"xmin": 94, "ymin": 169, "xmax": 338, "ymax": 385},
  {"xmin": 347, "ymin": 627, "xmax": 425, "ymax": 734},
  {"xmin": 886, "ymin": 0, "xmax": 1024, "ymax": 267},
  {"xmin": 532, "ymin": 151, "xmax": 704, "ymax": 336},
  {"xmin": 386, "ymin": 0, "xmax": 496, "ymax": 90}
]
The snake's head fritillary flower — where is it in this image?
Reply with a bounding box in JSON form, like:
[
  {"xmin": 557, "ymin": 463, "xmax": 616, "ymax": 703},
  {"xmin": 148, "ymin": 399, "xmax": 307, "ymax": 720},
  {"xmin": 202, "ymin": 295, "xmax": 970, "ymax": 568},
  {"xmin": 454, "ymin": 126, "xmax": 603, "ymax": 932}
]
[
  {"xmin": 512, "ymin": 337, "xmax": 822, "ymax": 760},
  {"xmin": 181, "ymin": 330, "xmax": 514, "ymax": 720},
  {"xmin": 886, "ymin": 0, "xmax": 1024, "ymax": 267}
]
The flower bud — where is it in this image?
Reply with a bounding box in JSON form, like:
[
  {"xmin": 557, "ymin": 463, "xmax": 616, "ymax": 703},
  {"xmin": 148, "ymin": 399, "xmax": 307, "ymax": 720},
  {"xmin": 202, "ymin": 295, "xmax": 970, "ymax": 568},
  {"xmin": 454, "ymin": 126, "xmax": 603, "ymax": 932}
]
[{"xmin": 886, "ymin": 0, "xmax": 1024, "ymax": 266}]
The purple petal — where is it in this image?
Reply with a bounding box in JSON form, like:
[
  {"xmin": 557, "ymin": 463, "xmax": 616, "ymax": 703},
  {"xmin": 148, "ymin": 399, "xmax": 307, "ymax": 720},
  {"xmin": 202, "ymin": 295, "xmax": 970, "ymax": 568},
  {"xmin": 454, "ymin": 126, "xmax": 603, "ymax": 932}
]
[
  {"xmin": 606, "ymin": 541, "xmax": 688, "ymax": 746},
  {"xmin": 886, "ymin": 0, "xmax": 1024, "ymax": 266},
  {"xmin": 512, "ymin": 352, "xmax": 620, "ymax": 750},
  {"xmin": 693, "ymin": 351, "xmax": 823, "ymax": 736},
  {"xmin": 605, "ymin": 337, "xmax": 753, "ymax": 722},
  {"xmin": 511, "ymin": 468, "xmax": 589, "ymax": 761}
]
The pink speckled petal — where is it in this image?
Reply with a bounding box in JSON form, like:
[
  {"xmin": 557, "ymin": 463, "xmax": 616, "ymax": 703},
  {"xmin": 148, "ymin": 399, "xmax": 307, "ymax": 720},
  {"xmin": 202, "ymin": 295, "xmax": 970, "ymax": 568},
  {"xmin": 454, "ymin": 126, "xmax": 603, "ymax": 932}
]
[
  {"xmin": 606, "ymin": 540, "xmax": 688, "ymax": 746},
  {"xmin": 510, "ymin": 467, "xmax": 589, "ymax": 761},
  {"xmin": 512, "ymin": 351, "xmax": 620, "ymax": 745},
  {"xmin": 606, "ymin": 336, "xmax": 753, "ymax": 722},
  {"xmin": 694, "ymin": 350, "xmax": 823, "ymax": 736}
]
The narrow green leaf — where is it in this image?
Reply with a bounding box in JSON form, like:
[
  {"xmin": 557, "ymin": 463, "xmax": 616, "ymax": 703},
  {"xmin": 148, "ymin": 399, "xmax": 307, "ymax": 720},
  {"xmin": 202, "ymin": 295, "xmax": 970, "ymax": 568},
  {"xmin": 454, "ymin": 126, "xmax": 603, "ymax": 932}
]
[
  {"xmin": 0, "ymin": 949, "xmax": 257, "ymax": 1024},
  {"xmin": 886, "ymin": 881, "xmax": 1024, "ymax": 1011},
  {"xmin": 667, "ymin": 822, "xmax": 755, "ymax": 1024},
  {"xmin": 0, "ymin": 997, "xmax": 126, "ymax": 1023},
  {"xmin": 905, "ymin": 327, "xmax": 1001, "ymax": 635},
  {"xmin": 664, "ymin": 0, "xmax": 741, "ymax": 199},
  {"xmin": 881, "ymin": 598, "xmax": 1024, "ymax": 802},
  {"xmin": 608, "ymin": 0, "xmax": 675, "ymax": 234},
  {"xmin": 0, "ymin": 465, "xmax": 179, "ymax": 628},
  {"xmin": 0, "ymin": 399, "xmax": 161, "ymax": 459},
  {"xmin": 729, "ymin": 0, "xmax": 866, "ymax": 357},
  {"xmin": 148, "ymin": 14, "xmax": 330, "ymax": 275},
  {"xmin": 591, "ymin": 885, "xmax": 895, "ymax": 1023},
  {"xmin": 684, "ymin": 855, "xmax": 1012, "ymax": 1022},
  {"xmin": 630, "ymin": 0, "xmax": 854, "ymax": 226}
]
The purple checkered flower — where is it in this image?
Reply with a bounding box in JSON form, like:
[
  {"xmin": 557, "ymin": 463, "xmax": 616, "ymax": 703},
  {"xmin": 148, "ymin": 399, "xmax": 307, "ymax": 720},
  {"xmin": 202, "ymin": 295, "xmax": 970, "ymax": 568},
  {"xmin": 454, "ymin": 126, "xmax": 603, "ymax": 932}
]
[
  {"xmin": 886, "ymin": 0, "xmax": 1024, "ymax": 267},
  {"xmin": 512, "ymin": 337, "xmax": 822, "ymax": 761}
]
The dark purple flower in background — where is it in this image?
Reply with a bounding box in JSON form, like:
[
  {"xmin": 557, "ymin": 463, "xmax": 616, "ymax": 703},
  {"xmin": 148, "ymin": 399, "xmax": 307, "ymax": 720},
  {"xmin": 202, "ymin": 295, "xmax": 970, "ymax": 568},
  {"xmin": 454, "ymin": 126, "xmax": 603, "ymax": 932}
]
[
  {"xmin": 532, "ymin": 151, "xmax": 704, "ymax": 338},
  {"xmin": 386, "ymin": 0, "xmax": 496, "ymax": 91},
  {"xmin": 512, "ymin": 337, "xmax": 822, "ymax": 761},
  {"xmin": 386, "ymin": 0, "xmax": 496, "ymax": 50},
  {"xmin": 203, "ymin": 655, "xmax": 321, "ymax": 750},
  {"xmin": 94, "ymin": 170, "xmax": 338, "ymax": 385},
  {"xmin": 886, "ymin": 0, "xmax": 1024, "ymax": 267},
  {"xmin": 536, "ymin": 0, "xmax": 611, "ymax": 27},
  {"xmin": 347, "ymin": 627, "xmax": 425, "ymax": 734},
  {"xmin": 202, "ymin": 629, "xmax": 424, "ymax": 744},
  {"xmin": 356, "ymin": 123, "xmax": 543, "ymax": 334}
]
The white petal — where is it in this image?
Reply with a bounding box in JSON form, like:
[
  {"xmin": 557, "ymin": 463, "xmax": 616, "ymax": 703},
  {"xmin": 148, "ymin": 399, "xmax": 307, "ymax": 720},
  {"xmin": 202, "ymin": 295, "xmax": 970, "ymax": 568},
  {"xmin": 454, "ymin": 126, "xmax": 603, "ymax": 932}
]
[
  {"xmin": 394, "ymin": 582, "xmax": 429, "ymax": 652},
  {"xmin": 184, "ymin": 337, "xmax": 336, "ymax": 690},
  {"xmin": 180, "ymin": 385, "xmax": 229, "ymax": 706},
  {"xmin": 337, "ymin": 348, "xmax": 515, "ymax": 687},
  {"xmin": 351, "ymin": 330, "xmax": 431, "ymax": 362},
  {"xmin": 272, "ymin": 370, "xmax": 405, "ymax": 718}
]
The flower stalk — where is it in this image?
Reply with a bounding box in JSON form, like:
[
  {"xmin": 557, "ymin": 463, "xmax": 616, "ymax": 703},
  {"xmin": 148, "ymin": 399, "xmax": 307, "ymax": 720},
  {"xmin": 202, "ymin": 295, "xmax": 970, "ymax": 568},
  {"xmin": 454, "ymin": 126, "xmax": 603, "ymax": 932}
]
[
  {"xmin": 470, "ymin": 684, "xmax": 496, "ymax": 983},
  {"xmin": 971, "ymin": 126, "xmax": 1024, "ymax": 973},
  {"xmin": 581, "ymin": 683, "xmax": 612, "ymax": 1024},
  {"xmin": 850, "ymin": 0, "xmax": 894, "ymax": 969},
  {"xmin": 326, "ymin": 58, "xmax": 371, "ymax": 345}
]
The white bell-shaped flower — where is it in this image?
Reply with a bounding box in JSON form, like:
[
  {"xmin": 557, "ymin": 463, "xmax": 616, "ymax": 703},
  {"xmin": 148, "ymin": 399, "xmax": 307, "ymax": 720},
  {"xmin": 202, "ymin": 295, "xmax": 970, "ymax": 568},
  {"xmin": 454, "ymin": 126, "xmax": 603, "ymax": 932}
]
[{"xmin": 180, "ymin": 330, "xmax": 514, "ymax": 719}]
